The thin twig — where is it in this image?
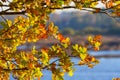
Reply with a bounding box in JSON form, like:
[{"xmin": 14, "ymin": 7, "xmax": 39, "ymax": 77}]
[
  {"xmin": 42, "ymin": 58, "xmax": 60, "ymax": 69},
  {"xmin": 0, "ymin": 15, "xmax": 7, "ymax": 22}
]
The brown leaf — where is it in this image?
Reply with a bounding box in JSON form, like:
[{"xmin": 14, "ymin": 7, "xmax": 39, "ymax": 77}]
[
  {"xmin": 1, "ymin": 0, "xmax": 6, "ymax": 2},
  {"xmin": 78, "ymin": 61, "xmax": 85, "ymax": 65}
]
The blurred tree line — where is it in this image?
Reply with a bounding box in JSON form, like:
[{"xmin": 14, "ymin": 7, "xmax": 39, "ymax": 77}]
[{"xmin": 50, "ymin": 11, "xmax": 120, "ymax": 36}]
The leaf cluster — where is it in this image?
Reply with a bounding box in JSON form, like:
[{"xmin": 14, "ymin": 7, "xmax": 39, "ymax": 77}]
[{"xmin": 0, "ymin": 0, "xmax": 116, "ymax": 79}]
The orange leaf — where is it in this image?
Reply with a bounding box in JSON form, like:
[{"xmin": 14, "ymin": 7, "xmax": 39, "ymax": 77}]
[
  {"xmin": 57, "ymin": 33, "xmax": 65, "ymax": 42},
  {"xmin": 29, "ymin": 53, "xmax": 34, "ymax": 60},
  {"xmin": 29, "ymin": 63, "xmax": 34, "ymax": 69},
  {"xmin": 31, "ymin": 9, "xmax": 39, "ymax": 16},
  {"xmin": 41, "ymin": 34, "xmax": 48, "ymax": 39},
  {"xmin": 116, "ymin": 12, "xmax": 120, "ymax": 17},
  {"xmin": 41, "ymin": 48, "xmax": 49, "ymax": 53},
  {"xmin": 78, "ymin": 61, "xmax": 85, "ymax": 65},
  {"xmin": 93, "ymin": 47, "xmax": 99, "ymax": 51},
  {"xmin": 46, "ymin": 0, "xmax": 50, "ymax": 5},
  {"xmin": 94, "ymin": 8, "xmax": 101, "ymax": 13},
  {"xmin": 39, "ymin": 24, "xmax": 45, "ymax": 29},
  {"xmin": 88, "ymin": 64, "xmax": 94, "ymax": 68},
  {"xmin": 94, "ymin": 35, "xmax": 102, "ymax": 40},
  {"xmin": 106, "ymin": 1, "xmax": 113, "ymax": 8},
  {"xmin": 38, "ymin": 77, "xmax": 41, "ymax": 80}
]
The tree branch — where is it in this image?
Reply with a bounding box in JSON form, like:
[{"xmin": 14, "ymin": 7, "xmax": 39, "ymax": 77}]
[
  {"xmin": 42, "ymin": 58, "xmax": 60, "ymax": 69},
  {"xmin": 0, "ymin": 5, "xmax": 9, "ymax": 7},
  {"xmin": 0, "ymin": 15, "xmax": 7, "ymax": 22},
  {"xmin": 0, "ymin": 11, "xmax": 26, "ymax": 15},
  {"xmin": 3, "ymin": 67, "xmax": 28, "ymax": 71},
  {"xmin": 0, "ymin": 3, "xmax": 119, "ymax": 15}
]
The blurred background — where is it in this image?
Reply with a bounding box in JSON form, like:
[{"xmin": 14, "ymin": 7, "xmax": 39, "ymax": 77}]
[
  {"xmin": 45, "ymin": 9, "xmax": 120, "ymax": 80},
  {"xmin": 2, "ymin": 9, "xmax": 120, "ymax": 80}
]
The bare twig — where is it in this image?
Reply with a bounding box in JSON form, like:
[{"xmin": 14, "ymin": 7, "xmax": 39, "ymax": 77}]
[
  {"xmin": 0, "ymin": 15, "xmax": 7, "ymax": 22},
  {"xmin": 42, "ymin": 58, "xmax": 60, "ymax": 69}
]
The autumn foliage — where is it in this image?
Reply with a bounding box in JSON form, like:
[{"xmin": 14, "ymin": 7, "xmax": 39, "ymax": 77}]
[{"xmin": 0, "ymin": 0, "xmax": 119, "ymax": 79}]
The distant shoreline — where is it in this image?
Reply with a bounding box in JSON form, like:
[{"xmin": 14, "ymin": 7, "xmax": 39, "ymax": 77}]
[{"xmin": 17, "ymin": 35, "xmax": 120, "ymax": 51}]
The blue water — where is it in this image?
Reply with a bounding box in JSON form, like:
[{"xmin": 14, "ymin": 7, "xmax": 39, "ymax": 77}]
[
  {"xmin": 10, "ymin": 51, "xmax": 120, "ymax": 80},
  {"xmin": 89, "ymin": 50, "xmax": 120, "ymax": 55},
  {"xmin": 41, "ymin": 58, "xmax": 120, "ymax": 80}
]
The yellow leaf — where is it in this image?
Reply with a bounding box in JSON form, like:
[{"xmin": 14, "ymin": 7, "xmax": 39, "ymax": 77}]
[
  {"xmin": 95, "ymin": 42, "xmax": 101, "ymax": 47},
  {"xmin": 68, "ymin": 69, "xmax": 74, "ymax": 76},
  {"xmin": 59, "ymin": 72, "xmax": 64, "ymax": 76},
  {"xmin": 41, "ymin": 48, "xmax": 49, "ymax": 65},
  {"xmin": 7, "ymin": 19, "xmax": 12, "ymax": 27},
  {"xmin": 115, "ymin": 1, "xmax": 120, "ymax": 5},
  {"xmin": 88, "ymin": 36, "xmax": 93, "ymax": 42},
  {"xmin": 61, "ymin": 37, "xmax": 70, "ymax": 45},
  {"xmin": 34, "ymin": 68, "xmax": 43, "ymax": 77},
  {"xmin": 80, "ymin": 53, "xmax": 87, "ymax": 60},
  {"xmin": 79, "ymin": 46, "xmax": 87, "ymax": 54},
  {"xmin": 52, "ymin": 73, "xmax": 56, "ymax": 80},
  {"xmin": 90, "ymin": 2, "xmax": 98, "ymax": 7},
  {"xmin": 21, "ymin": 52, "xmax": 28, "ymax": 61},
  {"xmin": 32, "ymin": 46, "xmax": 37, "ymax": 54},
  {"xmin": 9, "ymin": 64, "xmax": 15, "ymax": 70}
]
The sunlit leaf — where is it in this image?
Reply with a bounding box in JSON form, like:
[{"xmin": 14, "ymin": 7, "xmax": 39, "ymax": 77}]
[
  {"xmin": 68, "ymin": 69, "xmax": 74, "ymax": 76},
  {"xmin": 90, "ymin": 2, "xmax": 98, "ymax": 7},
  {"xmin": 72, "ymin": 44, "xmax": 79, "ymax": 50},
  {"xmin": 88, "ymin": 35, "xmax": 93, "ymax": 42},
  {"xmin": 78, "ymin": 60, "xmax": 85, "ymax": 65},
  {"xmin": 34, "ymin": 68, "xmax": 43, "ymax": 77},
  {"xmin": 57, "ymin": 33, "xmax": 65, "ymax": 42},
  {"xmin": 79, "ymin": 53, "xmax": 87, "ymax": 60},
  {"xmin": 0, "ymin": 0, "xmax": 105, "ymax": 79},
  {"xmin": 41, "ymin": 48, "xmax": 49, "ymax": 65}
]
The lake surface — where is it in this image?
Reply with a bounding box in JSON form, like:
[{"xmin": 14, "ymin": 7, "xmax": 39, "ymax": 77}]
[
  {"xmin": 41, "ymin": 58, "xmax": 120, "ymax": 80},
  {"xmin": 41, "ymin": 51, "xmax": 120, "ymax": 80},
  {"xmin": 10, "ymin": 51, "xmax": 120, "ymax": 80}
]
